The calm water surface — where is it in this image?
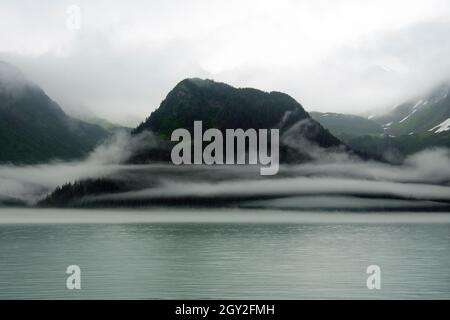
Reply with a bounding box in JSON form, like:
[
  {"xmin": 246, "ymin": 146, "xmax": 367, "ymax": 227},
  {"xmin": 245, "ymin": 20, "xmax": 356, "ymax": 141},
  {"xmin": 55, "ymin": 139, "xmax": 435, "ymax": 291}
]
[{"xmin": 0, "ymin": 208, "xmax": 449, "ymax": 299}]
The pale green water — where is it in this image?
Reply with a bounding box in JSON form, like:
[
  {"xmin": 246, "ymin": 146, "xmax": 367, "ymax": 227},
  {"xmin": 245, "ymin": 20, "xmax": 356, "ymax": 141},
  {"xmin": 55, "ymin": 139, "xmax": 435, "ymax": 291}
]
[{"xmin": 0, "ymin": 208, "xmax": 449, "ymax": 299}]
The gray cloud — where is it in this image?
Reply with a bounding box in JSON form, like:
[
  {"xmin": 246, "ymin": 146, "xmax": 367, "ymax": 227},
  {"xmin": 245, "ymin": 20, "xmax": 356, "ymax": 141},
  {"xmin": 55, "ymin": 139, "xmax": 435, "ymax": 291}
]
[
  {"xmin": 1, "ymin": 127, "xmax": 449, "ymax": 209},
  {"xmin": 0, "ymin": 37, "xmax": 209, "ymax": 126},
  {"xmin": 1, "ymin": 1, "xmax": 450, "ymax": 124},
  {"xmin": 0, "ymin": 130, "xmax": 157, "ymax": 204}
]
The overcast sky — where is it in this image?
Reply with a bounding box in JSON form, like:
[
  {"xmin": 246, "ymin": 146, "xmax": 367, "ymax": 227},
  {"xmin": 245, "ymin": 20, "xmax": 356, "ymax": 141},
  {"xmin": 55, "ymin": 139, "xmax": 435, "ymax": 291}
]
[{"xmin": 1, "ymin": 0, "xmax": 450, "ymax": 126}]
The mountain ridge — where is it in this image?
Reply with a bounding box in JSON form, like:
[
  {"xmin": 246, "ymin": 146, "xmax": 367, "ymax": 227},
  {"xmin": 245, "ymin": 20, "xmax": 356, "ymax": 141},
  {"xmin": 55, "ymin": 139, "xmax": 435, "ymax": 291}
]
[
  {"xmin": 371, "ymin": 83, "xmax": 450, "ymax": 136},
  {"xmin": 311, "ymin": 82, "xmax": 450, "ymax": 161},
  {"xmin": 131, "ymin": 78, "xmax": 347, "ymax": 163},
  {"xmin": 0, "ymin": 61, "xmax": 110, "ymax": 164}
]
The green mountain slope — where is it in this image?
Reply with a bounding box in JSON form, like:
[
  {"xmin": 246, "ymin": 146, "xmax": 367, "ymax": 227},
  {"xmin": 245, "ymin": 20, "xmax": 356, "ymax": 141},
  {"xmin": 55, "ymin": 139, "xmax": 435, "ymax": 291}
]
[
  {"xmin": 132, "ymin": 78, "xmax": 345, "ymax": 162},
  {"xmin": 77, "ymin": 115, "xmax": 131, "ymax": 132},
  {"xmin": 0, "ymin": 61, "xmax": 109, "ymax": 164},
  {"xmin": 310, "ymin": 84, "xmax": 450, "ymax": 161},
  {"xmin": 310, "ymin": 111, "xmax": 383, "ymax": 138},
  {"xmin": 342, "ymin": 132, "xmax": 450, "ymax": 161},
  {"xmin": 372, "ymin": 84, "xmax": 450, "ymax": 136}
]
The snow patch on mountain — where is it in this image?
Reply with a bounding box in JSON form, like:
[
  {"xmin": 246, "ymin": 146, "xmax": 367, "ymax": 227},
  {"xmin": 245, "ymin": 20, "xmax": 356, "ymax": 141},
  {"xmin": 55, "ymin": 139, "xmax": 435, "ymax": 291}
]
[
  {"xmin": 428, "ymin": 118, "xmax": 450, "ymax": 134},
  {"xmin": 412, "ymin": 100, "xmax": 423, "ymax": 110},
  {"xmin": 399, "ymin": 109, "xmax": 417, "ymax": 123}
]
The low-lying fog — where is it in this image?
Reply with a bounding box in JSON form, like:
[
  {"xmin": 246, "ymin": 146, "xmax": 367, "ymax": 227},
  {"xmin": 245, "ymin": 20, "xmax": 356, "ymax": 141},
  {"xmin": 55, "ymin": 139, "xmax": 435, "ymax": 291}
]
[{"xmin": 1, "ymin": 131, "xmax": 450, "ymax": 210}]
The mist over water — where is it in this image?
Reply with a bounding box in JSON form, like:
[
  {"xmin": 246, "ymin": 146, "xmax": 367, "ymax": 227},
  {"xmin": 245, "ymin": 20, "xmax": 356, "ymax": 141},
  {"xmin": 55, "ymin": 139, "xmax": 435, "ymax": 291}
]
[
  {"xmin": 1, "ymin": 132, "xmax": 449, "ymax": 299},
  {"xmin": 0, "ymin": 131, "xmax": 154, "ymax": 204},
  {"xmin": 2, "ymin": 0, "xmax": 450, "ymax": 300},
  {"xmin": 0, "ymin": 131, "xmax": 450, "ymax": 210}
]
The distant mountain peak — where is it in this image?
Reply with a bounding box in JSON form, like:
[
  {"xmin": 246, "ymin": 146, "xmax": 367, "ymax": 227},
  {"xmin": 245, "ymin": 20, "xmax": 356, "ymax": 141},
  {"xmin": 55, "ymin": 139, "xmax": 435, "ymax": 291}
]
[
  {"xmin": 371, "ymin": 82, "xmax": 450, "ymax": 136},
  {"xmin": 0, "ymin": 61, "xmax": 26, "ymax": 81},
  {"xmin": 0, "ymin": 61, "xmax": 109, "ymax": 164},
  {"xmin": 134, "ymin": 78, "xmax": 308, "ymax": 135},
  {"xmin": 0, "ymin": 61, "xmax": 37, "ymax": 95},
  {"xmin": 181, "ymin": 77, "xmax": 216, "ymax": 87},
  {"xmin": 131, "ymin": 78, "xmax": 346, "ymax": 163},
  {"xmin": 173, "ymin": 78, "xmax": 299, "ymax": 103}
]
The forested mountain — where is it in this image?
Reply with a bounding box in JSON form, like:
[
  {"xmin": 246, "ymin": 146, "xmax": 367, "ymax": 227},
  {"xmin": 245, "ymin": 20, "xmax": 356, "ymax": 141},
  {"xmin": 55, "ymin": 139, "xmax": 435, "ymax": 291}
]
[
  {"xmin": 371, "ymin": 83, "xmax": 450, "ymax": 136},
  {"xmin": 0, "ymin": 61, "xmax": 109, "ymax": 164},
  {"xmin": 131, "ymin": 78, "xmax": 346, "ymax": 163},
  {"xmin": 311, "ymin": 83, "xmax": 450, "ymax": 161},
  {"xmin": 310, "ymin": 111, "xmax": 383, "ymax": 138}
]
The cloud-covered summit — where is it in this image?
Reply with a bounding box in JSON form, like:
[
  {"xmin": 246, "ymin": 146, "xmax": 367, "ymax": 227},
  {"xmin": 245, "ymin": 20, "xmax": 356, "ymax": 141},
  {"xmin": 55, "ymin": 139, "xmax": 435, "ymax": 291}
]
[{"xmin": 2, "ymin": 0, "xmax": 450, "ymax": 125}]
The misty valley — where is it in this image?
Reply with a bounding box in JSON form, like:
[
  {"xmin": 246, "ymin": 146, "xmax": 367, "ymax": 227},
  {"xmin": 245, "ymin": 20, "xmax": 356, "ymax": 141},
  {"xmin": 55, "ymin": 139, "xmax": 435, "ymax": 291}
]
[
  {"xmin": 1, "ymin": 62, "xmax": 450, "ymax": 300},
  {"xmin": 0, "ymin": 70, "xmax": 449, "ymax": 211},
  {"xmin": 1, "ymin": 143, "xmax": 450, "ymax": 211}
]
